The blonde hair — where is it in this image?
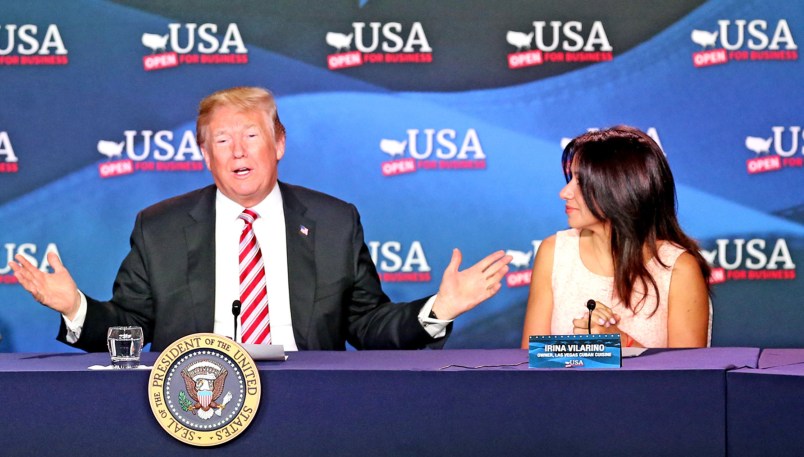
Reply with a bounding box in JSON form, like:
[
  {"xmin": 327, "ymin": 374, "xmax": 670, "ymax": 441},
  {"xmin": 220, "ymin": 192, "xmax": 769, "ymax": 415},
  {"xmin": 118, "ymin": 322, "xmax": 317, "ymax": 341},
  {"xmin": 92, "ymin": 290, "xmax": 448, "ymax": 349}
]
[{"xmin": 196, "ymin": 86, "xmax": 286, "ymax": 148}]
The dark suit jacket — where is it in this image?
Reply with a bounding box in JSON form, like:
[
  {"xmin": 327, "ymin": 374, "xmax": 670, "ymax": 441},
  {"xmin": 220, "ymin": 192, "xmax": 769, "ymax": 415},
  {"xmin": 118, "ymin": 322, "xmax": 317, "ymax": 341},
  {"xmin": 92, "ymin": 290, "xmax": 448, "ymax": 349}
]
[{"xmin": 59, "ymin": 182, "xmax": 448, "ymax": 351}]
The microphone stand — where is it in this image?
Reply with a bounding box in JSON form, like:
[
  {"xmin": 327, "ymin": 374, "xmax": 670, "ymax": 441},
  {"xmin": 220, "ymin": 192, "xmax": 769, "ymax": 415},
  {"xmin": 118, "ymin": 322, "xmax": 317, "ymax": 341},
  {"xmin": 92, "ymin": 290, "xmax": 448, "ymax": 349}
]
[
  {"xmin": 586, "ymin": 299, "xmax": 596, "ymax": 335},
  {"xmin": 232, "ymin": 299, "xmax": 242, "ymax": 343}
]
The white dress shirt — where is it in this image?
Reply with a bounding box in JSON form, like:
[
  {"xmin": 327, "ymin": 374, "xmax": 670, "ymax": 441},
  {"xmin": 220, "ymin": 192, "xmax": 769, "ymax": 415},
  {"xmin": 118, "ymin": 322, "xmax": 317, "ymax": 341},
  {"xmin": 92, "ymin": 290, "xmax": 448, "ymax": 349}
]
[{"xmin": 212, "ymin": 186, "xmax": 298, "ymax": 350}]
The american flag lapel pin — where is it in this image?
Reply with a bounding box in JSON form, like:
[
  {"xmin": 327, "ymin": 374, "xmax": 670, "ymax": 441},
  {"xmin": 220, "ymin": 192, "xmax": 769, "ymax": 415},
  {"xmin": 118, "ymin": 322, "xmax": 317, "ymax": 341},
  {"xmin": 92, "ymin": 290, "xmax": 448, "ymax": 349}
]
[{"xmin": 299, "ymin": 225, "xmax": 309, "ymax": 236}]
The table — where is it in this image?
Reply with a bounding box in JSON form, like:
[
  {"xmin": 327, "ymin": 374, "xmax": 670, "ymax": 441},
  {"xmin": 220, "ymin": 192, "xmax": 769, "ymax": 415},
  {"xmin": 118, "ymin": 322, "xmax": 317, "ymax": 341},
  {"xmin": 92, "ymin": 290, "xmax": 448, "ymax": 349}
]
[
  {"xmin": 0, "ymin": 348, "xmax": 759, "ymax": 457},
  {"xmin": 727, "ymin": 349, "xmax": 804, "ymax": 457}
]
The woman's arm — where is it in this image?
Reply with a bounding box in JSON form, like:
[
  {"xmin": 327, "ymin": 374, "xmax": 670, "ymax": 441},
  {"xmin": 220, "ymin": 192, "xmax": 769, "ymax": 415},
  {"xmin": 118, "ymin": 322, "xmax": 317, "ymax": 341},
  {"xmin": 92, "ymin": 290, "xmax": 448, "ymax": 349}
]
[
  {"xmin": 667, "ymin": 252, "xmax": 710, "ymax": 347},
  {"xmin": 521, "ymin": 235, "xmax": 556, "ymax": 348}
]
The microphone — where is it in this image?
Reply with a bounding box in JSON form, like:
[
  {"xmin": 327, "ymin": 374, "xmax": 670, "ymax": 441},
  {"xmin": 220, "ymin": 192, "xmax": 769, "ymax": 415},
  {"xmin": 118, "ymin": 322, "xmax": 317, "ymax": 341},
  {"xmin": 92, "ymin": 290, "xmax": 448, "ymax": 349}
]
[
  {"xmin": 586, "ymin": 299, "xmax": 596, "ymax": 335},
  {"xmin": 232, "ymin": 300, "xmax": 242, "ymax": 343}
]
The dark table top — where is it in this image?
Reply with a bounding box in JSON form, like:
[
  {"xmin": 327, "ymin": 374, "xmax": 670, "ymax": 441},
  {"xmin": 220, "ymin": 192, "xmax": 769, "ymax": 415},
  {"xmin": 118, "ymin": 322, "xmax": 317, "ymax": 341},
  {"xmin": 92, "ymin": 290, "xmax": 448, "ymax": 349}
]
[
  {"xmin": 730, "ymin": 348, "xmax": 804, "ymax": 376},
  {"xmin": 0, "ymin": 347, "xmax": 761, "ymax": 372}
]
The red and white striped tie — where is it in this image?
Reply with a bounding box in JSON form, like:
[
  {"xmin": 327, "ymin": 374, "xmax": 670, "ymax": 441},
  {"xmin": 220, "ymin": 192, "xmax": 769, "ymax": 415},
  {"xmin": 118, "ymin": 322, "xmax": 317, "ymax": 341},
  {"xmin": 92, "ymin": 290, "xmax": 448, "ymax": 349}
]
[{"xmin": 238, "ymin": 209, "xmax": 271, "ymax": 344}]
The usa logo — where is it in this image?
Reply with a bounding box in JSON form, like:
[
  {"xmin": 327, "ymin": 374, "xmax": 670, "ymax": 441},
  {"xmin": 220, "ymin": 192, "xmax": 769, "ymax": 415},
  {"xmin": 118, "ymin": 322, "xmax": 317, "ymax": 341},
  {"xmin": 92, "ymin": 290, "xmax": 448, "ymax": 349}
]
[
  {"xmin": 0, "ymin": 24, "xmax": 68, "ymax": 66},
  {"xmin": 702, "ymin": 238, "xmax": 796, "ymax": 284},
  {"xmin": 690, "ymin": 19, "xmax": 798, "ymax": 68},
  {"xmin": 148, "ymin": 333, "xmax": 260, "ymax": 446},
  {"xmin": 140, "ymin": 23, "xmax": 249, "ymax": 71},
  {"xmin": 743, "ymin": 127, "xmax": 804, "ymax": 174},
  {"xmin": 506, "ymin": 21, "xmax": 613, "ymax": 69},
  {"xmin": 368, "ymin": 240, "xmax": 432, "ymax": 282},
  {"xmin": 379, "ymin": 128, "xmax": 487, "ymax": 177},
  {"xmin": 96, "ymin": 130, "xmax": 205, "ymax": 178},
  {"xmin": 326, "ymin": 22, "xmax": 433, "ymax": 70},
  {"xmin": 1, "ymin": 242, "xmax": 61, "ymax": 284},
  {"xmin": 504, "ymin": 242, "xmax": 542, "ymax": 288},
  {"xmin": 0, "ymin": 131, "xmax": 19, "ymax": 173}
]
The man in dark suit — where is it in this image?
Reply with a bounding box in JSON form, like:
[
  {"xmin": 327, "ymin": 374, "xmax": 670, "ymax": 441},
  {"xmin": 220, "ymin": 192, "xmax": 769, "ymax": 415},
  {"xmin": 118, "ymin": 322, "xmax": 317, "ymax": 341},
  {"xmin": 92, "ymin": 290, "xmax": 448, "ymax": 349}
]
[{"xmin": 9, "ymin": 86, "xmax": 511, "ymax": 352}]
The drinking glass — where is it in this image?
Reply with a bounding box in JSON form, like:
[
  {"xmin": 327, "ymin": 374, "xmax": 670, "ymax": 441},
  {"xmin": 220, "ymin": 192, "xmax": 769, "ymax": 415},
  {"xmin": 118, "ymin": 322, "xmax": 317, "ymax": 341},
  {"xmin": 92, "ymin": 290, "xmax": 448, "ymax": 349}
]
[{"xmin": 107, "ymin": 326, "xmax": 143, "ymax": 369}]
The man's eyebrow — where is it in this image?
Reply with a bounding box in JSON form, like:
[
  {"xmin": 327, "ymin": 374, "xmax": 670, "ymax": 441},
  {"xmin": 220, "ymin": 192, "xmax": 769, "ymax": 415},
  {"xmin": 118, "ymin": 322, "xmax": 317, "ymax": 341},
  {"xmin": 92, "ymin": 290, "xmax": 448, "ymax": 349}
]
[{"xmin": 212, "ymin": 123, "xmax": 261, "ymax": 137}]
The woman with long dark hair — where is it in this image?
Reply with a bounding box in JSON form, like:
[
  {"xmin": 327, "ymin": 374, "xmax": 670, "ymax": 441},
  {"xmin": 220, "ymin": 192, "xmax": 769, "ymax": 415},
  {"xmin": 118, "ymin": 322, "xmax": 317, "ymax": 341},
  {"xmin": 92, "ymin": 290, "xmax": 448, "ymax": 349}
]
[{"xmin": 521, "ymin": 126, "xmax": 711, "ymax": 348}]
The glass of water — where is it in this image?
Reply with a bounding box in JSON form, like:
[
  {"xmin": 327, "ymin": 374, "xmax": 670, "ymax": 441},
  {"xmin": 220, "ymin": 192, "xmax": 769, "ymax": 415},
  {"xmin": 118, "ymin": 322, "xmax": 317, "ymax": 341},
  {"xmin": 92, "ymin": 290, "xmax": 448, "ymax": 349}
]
[{"xmin": 107, "ymin": 326, "xmax": 143, "ymax": 369}]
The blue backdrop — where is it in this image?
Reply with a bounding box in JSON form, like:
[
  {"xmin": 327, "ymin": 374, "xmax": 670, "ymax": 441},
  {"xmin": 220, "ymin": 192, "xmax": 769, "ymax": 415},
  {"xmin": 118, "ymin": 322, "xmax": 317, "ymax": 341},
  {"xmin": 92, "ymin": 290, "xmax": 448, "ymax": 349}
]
[{"xmin": 1, "ymin": 0, "xmax": 801, "ymax": 352}]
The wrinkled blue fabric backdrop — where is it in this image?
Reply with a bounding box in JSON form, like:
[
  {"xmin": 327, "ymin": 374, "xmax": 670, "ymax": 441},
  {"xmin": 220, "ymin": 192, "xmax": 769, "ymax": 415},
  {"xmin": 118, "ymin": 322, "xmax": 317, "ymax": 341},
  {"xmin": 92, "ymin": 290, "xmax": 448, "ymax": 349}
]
[{"xmin": 1, "ymin": 0, "xmax": 802, "ymax": 352}]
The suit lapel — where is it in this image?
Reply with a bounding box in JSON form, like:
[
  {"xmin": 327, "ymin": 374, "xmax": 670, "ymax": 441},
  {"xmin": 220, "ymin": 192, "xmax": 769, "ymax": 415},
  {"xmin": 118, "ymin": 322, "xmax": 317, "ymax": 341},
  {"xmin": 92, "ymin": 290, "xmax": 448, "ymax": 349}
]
[
  {"xmin": 280, "ymin": 182, "xmax": 316, "ymax": 349},
  {"xmin": 185, "ymin": 185, "xmax": 217, "ymax": 333}
]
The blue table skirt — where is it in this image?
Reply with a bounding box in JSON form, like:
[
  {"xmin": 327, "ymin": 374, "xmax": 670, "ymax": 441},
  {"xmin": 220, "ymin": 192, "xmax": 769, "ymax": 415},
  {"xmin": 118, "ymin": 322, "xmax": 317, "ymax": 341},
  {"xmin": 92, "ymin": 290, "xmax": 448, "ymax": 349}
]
[{"xmin": 1, "ymin": 348, "xmax": 760, "ymax": 457}]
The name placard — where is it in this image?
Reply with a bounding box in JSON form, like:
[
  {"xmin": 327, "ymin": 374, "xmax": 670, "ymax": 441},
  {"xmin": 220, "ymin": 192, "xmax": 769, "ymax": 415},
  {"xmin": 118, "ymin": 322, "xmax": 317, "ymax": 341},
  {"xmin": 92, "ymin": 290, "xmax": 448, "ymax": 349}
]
[{"xmin": 528, "ymin": 334, "xmax": 621, "ymax": 369}]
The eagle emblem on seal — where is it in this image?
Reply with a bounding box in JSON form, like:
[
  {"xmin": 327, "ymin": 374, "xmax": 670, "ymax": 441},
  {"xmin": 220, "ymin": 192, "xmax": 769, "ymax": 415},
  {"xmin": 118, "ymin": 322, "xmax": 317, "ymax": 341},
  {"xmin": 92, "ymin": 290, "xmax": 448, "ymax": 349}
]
[{"xmin": 179, "ymin": 359, "xmax": 233, "ymax": 420}]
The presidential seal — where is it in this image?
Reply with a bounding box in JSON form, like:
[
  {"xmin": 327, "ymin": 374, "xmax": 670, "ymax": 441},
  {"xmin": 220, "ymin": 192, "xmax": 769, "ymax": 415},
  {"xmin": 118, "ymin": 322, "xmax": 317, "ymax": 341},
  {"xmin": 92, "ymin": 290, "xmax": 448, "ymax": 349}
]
[{"xmin": 148, "ymin": 333, "xmax": 261, "ymax": 446}]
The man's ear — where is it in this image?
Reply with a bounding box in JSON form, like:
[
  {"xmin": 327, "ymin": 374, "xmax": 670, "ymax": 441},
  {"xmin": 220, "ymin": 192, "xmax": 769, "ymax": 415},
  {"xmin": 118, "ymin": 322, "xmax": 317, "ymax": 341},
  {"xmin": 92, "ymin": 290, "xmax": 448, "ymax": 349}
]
[
  {"xmin": 276, "ymin": 135, "xmax": 286, "ymax": 161},
  {"xmin": 200, "ymin": 146, "xmax": 212, "ymax": 169}
]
